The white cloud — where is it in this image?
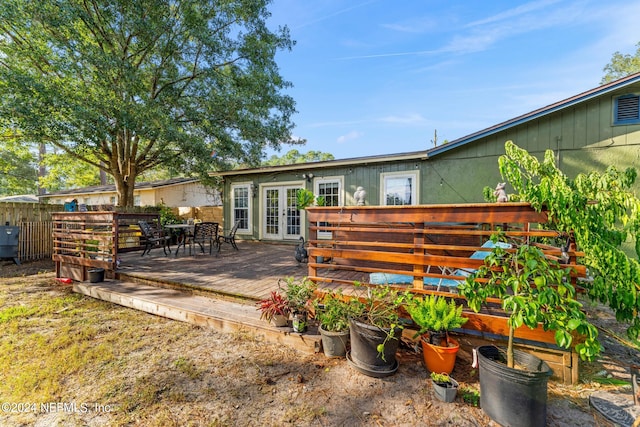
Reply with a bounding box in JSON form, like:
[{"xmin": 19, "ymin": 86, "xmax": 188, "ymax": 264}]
[{"xmin": 336, "ymin": 131, "xmax": 363, "ymax": 144}]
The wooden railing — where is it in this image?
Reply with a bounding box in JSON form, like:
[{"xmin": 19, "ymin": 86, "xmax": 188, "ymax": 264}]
[
  {"xmin": 306, "ymin": 203, "xmax": 585, "ymax": 349},
  {"xmin": 52, "ymin": 212, "xmax": 160, "ymax": 280}
]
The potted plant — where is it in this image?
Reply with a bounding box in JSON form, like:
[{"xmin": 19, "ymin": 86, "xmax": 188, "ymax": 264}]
[
  {"xmin": 313, "ymin": 290, "xmax": 356, "ymax": 357},
  {"xmin": 256, "ymin": 291, "xmax": 290, "ymax": 327},
  {"xmin": 346, "ymin": 283, "xmax": 407, "ymax": 377},
  {"xmin": 280, "ymin": 276, "xmax": 316, "ymax": 333},
  {"xmin": 430, "ymin": 372, "xmax": 459, "ymax": 403},
  {"xmin": 405, "ymin": 294, "xmax": 468, "ymax": 374},
  {"xmin": 458, "ymin": 233, "xmax": 599, "ymax": 427}
]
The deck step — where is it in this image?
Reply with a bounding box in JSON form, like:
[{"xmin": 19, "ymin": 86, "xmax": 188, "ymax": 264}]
[{"xmin": 73, "ymin": 279, "xmax": 322, "ymax": 354}]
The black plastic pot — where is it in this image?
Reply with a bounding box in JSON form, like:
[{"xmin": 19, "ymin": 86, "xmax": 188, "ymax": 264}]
[
  {"xmin": 477, "ymin": 346, "xmax": 552, "ymax": 427},
  {"xmin": 88, "ymin": 268, "xmax": 105, "ymax": 283},
  {"xmin": 348, "ymin": 318, "xmax": 401, "ymax": 377}
]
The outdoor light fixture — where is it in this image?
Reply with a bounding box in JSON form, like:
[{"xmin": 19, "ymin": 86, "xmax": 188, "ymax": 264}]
[
  {"xmin": 302, "ymin": 173, "xmax": 314, "ymax": 182},
  {"xmin": 250, "ymin": 183, "xmax": 258, "ymax": 197}
]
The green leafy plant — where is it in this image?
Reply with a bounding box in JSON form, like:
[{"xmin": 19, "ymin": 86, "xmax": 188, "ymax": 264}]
[
  {"xmin": 492, "ymin": 141, "xmax": 640, "ymax": 348},
  {"xmin": 256, "ymin": 291, "xmax": 291, "ymax": 322},
  {"xmin": 405, "ymin": 295, "xmax": 468, "ymax": 345},
  {"xmin": 296, "ymin": 189, "xmax": 316, "ymax": 210},
  {"xmin": 459, "ymin": 386, "xmax": 480, "ymax": 407},
  {"xmin": 349, "ymin": 283, "xmax": 408, "ymax": 358},
  {"xmin": 313, "ymin": 290, "xmax": 356, "ymax": 332},
  {"xmin": 280, "ymin": 277, "xmax": 317, "ymax": 313},
  {"xmin": 458, "ymin": 233, "xmax": 599, "ymax": 367},
  {"xmin": 430, "ymin": 372, "xmax": 454, "ymax": 386}
]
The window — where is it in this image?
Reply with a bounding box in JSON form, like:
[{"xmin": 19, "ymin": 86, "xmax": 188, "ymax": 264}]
[
  {"xmin": 314, "ymin": 177, "xmax": 343, "ymax": 239},
  {"xmin": 134, "ymin": 195, "xmax": 141, "ymax": 206},
  {"xmin": 614, "ymin": 94, "xmax": 640, "ymax": 125},
  {"xmin": 381, "ymin": 171, "xmax": 419, "ymax": 206},
  {"xmin": 231, "ymin": 184, "xmax": 251, "ymax": 233},
  {"xmin": 315, "ymin": 178, "xmax": 342, "ymax": 207}
]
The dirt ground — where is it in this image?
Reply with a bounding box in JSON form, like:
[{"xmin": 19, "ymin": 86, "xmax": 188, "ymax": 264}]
[{"xmin": 1, "ymin": 259, "xmax": 639, "ymax": 426}]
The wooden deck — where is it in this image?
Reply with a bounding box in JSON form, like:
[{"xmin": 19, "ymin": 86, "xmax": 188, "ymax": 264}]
[{"xmin": 115, "ymin": 241, "xmax": 312, "ymax": 301}]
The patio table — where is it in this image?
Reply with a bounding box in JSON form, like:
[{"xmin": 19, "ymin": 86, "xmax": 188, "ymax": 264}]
[{"xmin": 165, "ymin": 224, "xmax": 195, "ymax": 256}]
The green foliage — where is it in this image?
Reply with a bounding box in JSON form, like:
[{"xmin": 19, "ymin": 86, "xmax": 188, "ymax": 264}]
[
  {"xmin": 280, "ymin": 277, "xmax": 317, "ymax": 312},
  {"xmin": 313, "ymin": 290, "xmax": 357, "ymax": 332},
  {"xmin": 0, "ymin": 134, "xmax": 37, "ymax": 195},
  {"xmin": 430, "ymin": 371, "xmax": 453, "ymax": 385},
  {"xmin": 459, "ymin": 233, "xmax": 600, "ymax": 366},
  {"xmin": 157, "ymin": 204, "xmax": 180, "ymax": 227},
  {"xmin": 405, "ymin": 295, "xmax": 468, "ymax": 337},
  {"xmin": 601, "ymin": 41, "xmax": 640, "ymax": 84},
  {"xmin": 296, "ymin": 189, "xmax": 317, "ymax": 210},
  {"xmin": 0, "ymin": 0, "xmax": 299, "ymax": 206},
  {"xmin": 262, "ymin": 149, "xmax": 334, "ymax": 166},
  {"xmin": 498, "ymin": 141, "xmax": 640, "ymax": 345},
  {"xmin": 459, "ymin": 386, "xmax": 480, "ymax": 407},
  {"xmin": 348, "ymin": 283, "xmax": 407, "ymax": 359}
]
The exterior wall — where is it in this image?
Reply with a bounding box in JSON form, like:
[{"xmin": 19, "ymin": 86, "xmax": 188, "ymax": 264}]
[
  {"xmin": 223, "ymin": 80, "xmax": 640, "ymax": 239},
  {"xmin": 425, "ymin": 82, "xmax": 640, "ymax": 203},
  {"xmin": 152, "ymin": 182, "xmax": 221, "ymax": 207},
  {"xmin": 41, "ymin": 182, "xmax": 221, "ymax": 208},
  {"xmin": 222, "ymin": 159, "xmax": 424, "ymax": 241}
]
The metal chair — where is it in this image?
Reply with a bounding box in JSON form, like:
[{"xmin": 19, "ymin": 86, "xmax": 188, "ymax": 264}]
[
  {"xmin": 217, "ymin": 220, "xmax": 241, "ymax": 252},
  {"xmin": 190, "ymin": 222, "xmax": 219, "ymax": 255},
  {"xmin": 138, "ymin": 220, "xmax": 171, "ymax": 256}
]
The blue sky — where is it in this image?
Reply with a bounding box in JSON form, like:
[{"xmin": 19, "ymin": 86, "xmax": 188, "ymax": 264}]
[{"xmin": 267, "ymin": 0, "xmax": 640, "ymax": 160}]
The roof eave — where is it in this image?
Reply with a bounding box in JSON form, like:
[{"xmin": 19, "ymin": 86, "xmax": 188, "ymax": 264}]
[
  {"xmin": 428, "ymin": 72, "xmax": 640, "ymax": 157},
  {"xmin": 210, "ymin": 150, "xmax": 429, "ymax": 177}
]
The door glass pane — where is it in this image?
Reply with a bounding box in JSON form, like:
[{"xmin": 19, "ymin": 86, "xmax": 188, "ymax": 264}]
[
  {"xmin": 265, "ymin": 189, "xmax": 279, "ymax": 235},
  {"xmin": 286, "ymin": 188, "xmax": 300, "ymax": 236},
  {"xmin": 233, "ymin": 186, "xmax": 249, "ymax": 230}
]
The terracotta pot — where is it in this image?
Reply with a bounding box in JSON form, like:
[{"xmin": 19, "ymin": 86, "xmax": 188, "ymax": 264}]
[{"xmin": 421, "ymin": 335, "xmax": 459, "ymax": 374}]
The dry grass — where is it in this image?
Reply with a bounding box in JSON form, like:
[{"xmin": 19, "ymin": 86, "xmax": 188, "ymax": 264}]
[{"xmin": 0, "ymin": 260, "xmax": 637, "ymax": 426}]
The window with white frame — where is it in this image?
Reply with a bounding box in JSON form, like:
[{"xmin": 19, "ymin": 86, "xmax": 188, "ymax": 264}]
[
  {"xmin": 315, "ymin": 178, "xmax": 342, "ymax": 207},
  {"xmin": 314, "ymin": 177, "xmax": 343, "ymax": 239},
  {"xmin": 231, "ymin": 184, "xmax": 251, "ymax": 232},
  {"xmin": 381, "ymin": 171, "xmax": 419, "ymax": 206}
]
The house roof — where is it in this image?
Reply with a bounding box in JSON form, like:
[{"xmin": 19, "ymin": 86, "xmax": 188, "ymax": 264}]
[
  {"xmin": 0, "ymin": 194, "xmax": 39, "ymax": 203},
  {"xmin": 211, "ymin": 150, "xmax": 429, "ymax": 177},
  {"xmin": 212, "ymin": 72, "xmax": 640, "ymax": 176},
  {"xmin": 39, "ymin": 177, "xmax": 200, "ymax": 198},
  {"xmin": 427, "ymin": 71, "xmax": 640, "ymax": 157}
]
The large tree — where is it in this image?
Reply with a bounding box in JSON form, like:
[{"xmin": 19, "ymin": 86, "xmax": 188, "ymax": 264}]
[
  {"xmin": 601, "ymin": 41, "xmax": 640, "ymax": 84},
  {"xmin": 0, "ymin": 132, "xmax": 38, "ymax": 196},
  {"xmin": 0, "ymin": 0, "xmax": 299, "ymax": 206}
]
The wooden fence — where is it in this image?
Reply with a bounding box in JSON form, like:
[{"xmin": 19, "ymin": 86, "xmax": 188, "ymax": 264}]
[
  {"xmin": 0, "ymin": 202, "xmax": 64, "ymax": 262},
  {"xmin": 52, "ymin": 212, "xmax": 161, "ymax": 281},
  {"xmin": 306, "ymin": 203, "xmax": 585, "ymax": 384}
]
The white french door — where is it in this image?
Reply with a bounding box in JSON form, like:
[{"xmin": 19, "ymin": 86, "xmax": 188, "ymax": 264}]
[{"xmin": 262, "ymin": 185, "xmax": 303, "ymax": 240}]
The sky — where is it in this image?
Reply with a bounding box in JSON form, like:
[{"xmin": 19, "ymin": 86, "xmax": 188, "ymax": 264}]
[{"xmin": 267, "ymin": 0, "xmax": 640, "ymax": 160}]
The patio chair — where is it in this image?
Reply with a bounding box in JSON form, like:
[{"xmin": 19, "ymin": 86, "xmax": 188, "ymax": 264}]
[
  {"xmin": 217, "ymin": 220, "xmax": 241, "ymax": 252},
  {"xmin": 190, "ymin": 222, "xmax": 219, "ymax": 255},
  {"xmin": 369, "ymin": 240, "xmax": 511, "ymax": 291},
  {"xmin": 138, "ymin": 220, "xmax": 172, "ymax": 256}
]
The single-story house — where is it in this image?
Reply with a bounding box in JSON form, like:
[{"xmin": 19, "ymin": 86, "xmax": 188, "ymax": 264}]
[
  {"xmin": 213, "ymin": 71, "xmax": 640, "ymax": 243},
  {"xmin": 39, "ymin": 177, "xmax": 222, "ymax": 208}
]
